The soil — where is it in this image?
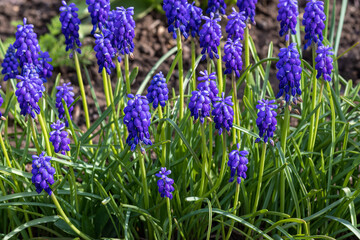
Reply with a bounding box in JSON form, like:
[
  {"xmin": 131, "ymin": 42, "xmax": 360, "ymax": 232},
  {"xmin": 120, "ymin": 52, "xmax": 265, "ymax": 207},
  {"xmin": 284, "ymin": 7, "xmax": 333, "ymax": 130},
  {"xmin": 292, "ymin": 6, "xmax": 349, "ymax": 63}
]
[{"xmin": 0, "ymin": 0, "xmax": 359, "ymax": 128}]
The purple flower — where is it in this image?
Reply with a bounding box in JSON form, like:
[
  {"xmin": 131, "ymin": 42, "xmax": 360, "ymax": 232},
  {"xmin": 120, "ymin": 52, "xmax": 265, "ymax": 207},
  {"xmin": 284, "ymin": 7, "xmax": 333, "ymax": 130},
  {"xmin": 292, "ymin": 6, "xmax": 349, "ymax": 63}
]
[
  {"xmin": 37, "ymin": 51, "xmax": 53, "ymax": 82},
  {"xmin": 56, "ymin": 82, "xmax": 75, "ymax": 127},
  {"xmin": 86, "ymin": 0, "xmax": 110, "ymax": 34},
  {"xmin": 123, "ymin": 94, "xmax": 152, "ymax": 151},
  {"xmin": 236, "ymin": 0, "xmax": 257, "ymax": 23},
  {"xmin": 315, "ymin": 45, "xmax": 334, "ymax": 82},
  {"xmin": 212, "ymin": 93, "xmax": 234, "ymax": 135},
  {"xmin": 255, "ymin": 99, "xmax": 277, "ymax": 145},
  {"xmin": 228, "ymin": 145, "xmax": 248, "ymax": 184},
  {"xmin": 50, "ymin": 120, "xmax": 71, "ymax": 155},
  {"xmin": 163, "ymin": 0, "xmax": 189, "ymax": 39},
  {"xmin": 146, "ymin": 72, "xmax": 169, "ymax": 109},
  {"xmin": 277, "ymin": 0, "xmax": 298, "ymax": 41},
  {"xmin": 206, "ymin": 0, "xmax": 226, "ymax": 15},
  {"xmin": 188, "ymin": 90, "xmax": 211, "ymax": 124},
  {"xmin": 276, "ymin": 43, "xmax": 302, "ymax": 104},
  {"xmin": 199, "ymin": 13, "xmax": 222, "ymax": 61},
  {"xmin": 156, "ymin": 167, "xmax": 175, "ymax": 199},
  {"xmin": 197, "ymin": 70, "xmax": 219, "ymax": 104},
  {"xmin": 302, "ymin": 0, "xmax": 326, "ymax": 49},
  {"xmin": 59, "ymin": 0, "xmax": 82, "ymax": 58},
  {"xmin": 223, "ymin": 38, "xmax": 243, "ymax": 78},
  {"xmin": 94, "ymin": 30, "xmax": 116, "ymax": 74},
  {"xmin": 31, "ymin": 152, "xmax": 55, "ymax": 195},
  {"xmin": 1, "ymin": 44, "xmax": 19, "ymax": 81},
  {"xmin": 226, "ymin": 8, "xmax": 246, "ymax": 41},
  {"xmin": 186, "ymin": 2, "xmax": 203, "ymax": 38},
  {"xmin": 13, "ymin": 18, "xmax": 41, "ymax": 67}
]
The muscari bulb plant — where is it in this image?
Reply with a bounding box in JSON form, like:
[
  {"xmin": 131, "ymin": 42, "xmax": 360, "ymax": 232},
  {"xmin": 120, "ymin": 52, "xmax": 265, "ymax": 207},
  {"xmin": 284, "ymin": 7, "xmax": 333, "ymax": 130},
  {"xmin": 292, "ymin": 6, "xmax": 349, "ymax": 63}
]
[
  {"xmin": 228, "ymin": 145, "xmax": 249, "ymax": 184},
  {"xmin": 302, "ymin": 0, "xmax": 326, "ymax": 49},
  {"xmin": 255, "ymin": 99, "xmax": 278, "ymax": 145},
  {"xmin": 156, "ymin": 167, "xmax": 175, "ymax": 199},
  {"xmin": 188, "ymin": 90, "xmax": 211, "ymax": 123},
  {"xmin": 199, "ymin": 13, "xmax": 222, "ymax": 61},
  {"xmin": 49, "ymin": 120, "xmax": 71, "ymax": 155},
  {"xmin": 315, "ymin": 45, "xmax": 334, "ymax": 82},
  {"xmin": 94, "ymin": 29, "xmax": 116, "ymax": 74},
  {"xmin": 186, "ymin": 2, "xmax": 203, "ymax": 38},
  {"xmin": 236, "ymin": 0, "xmax": 257, "ymax": 23},
  {"xmin": 86, "ymin": 0, "xmax": 110, "ymax": 34},
  {"xmin": 212, "ymin": 93, "xmax": 234, "ymax": 135},
  {"xmin": 31, "ymin": 152, "xmax": 55, "ymax": 195},
  {"xmin": 206, "ymin": 0, "xmax": 226, "ymax": 15},
  {"xmin": 197, "ymin": 70, "xmax": 219, "ymax": 103},
  {"xmin": 223, "ymin": 38, "xmax": 243, "ymax": 77},
  {"xmin": 163, "ymin": 0, "xmax": 189, "ymax": 39},
  {"xmin": 146, "ymin": 72, "xmax": 169, "ymax": 109},
  {"xmin": 1, "ymin": 44, "xmax": 19, "ymax": 81},
  {"xmin": 55, "ymin": 82, "xmax": 75, "ymax": 126},
  {"xmin": 277, "ymin": 0, "xmax": 298, "ymax": 41},
  {"xmin": 226, "ymin": 8, "xmax": 246, "ymax": 41}
]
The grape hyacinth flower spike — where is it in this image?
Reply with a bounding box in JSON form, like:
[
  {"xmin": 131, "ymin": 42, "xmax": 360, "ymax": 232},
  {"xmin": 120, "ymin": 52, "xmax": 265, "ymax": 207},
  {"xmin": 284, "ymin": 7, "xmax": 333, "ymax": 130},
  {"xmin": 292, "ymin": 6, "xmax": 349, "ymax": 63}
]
[
  {"xmin": 38, "ymin": 51, "xmax": 53, "ymax": 82},
  {"xmin": 199, "ymin": 13, "xmax": 222, "ymax": 61},
  {"xmin": 302, "ymin": 0, "xmax": 326, "ymax": 49},
  {"xmin": 56, "ymin": 82, "xmax": 75, "ymax": 126},
  {"xmin": 94, "ymin": 29, "xmax": 116, "ymax": 74},
  {"xmin": 31, "ymin": 152, "xmax": 56, "ymax": 195},
  {"xmin": 49, "ymin": 120, "xmax": 71, "ymax": 155},
  {"xmin": 186, "ymin": 2, "xmax": 203, "ymax": 38},
  {"xmin": 276, "ymin": 43, "xmax": 302, "ymax": 104},
  {"xmin": 255, "ymin": 99, "xmax": 278, "ymax": 145},
  {"xmin": 226, "ymin": 8, "xmax": 246, "ymax": 41},
  {"xmin": 223, "ymin": 38, "xmax": 243, "ymax": 78},
  {"xmin": 86, "ymin": 0, "xmax": 110, "ymax": 34},
  {"xmin": 206, "ymin": 0, "xmax": 226, "ymax": 16},
  {"xmin": 315, "ymin": 45, "xmax": 334, "ymax": 82},
  {"xmin": 156, "ymin": 167, "xmax": 175, "ymax": 199},
  {"xmin": 236, "ymin": 0, "xmax": 258, "ymax": 23},
  {"xmin": 228, "ymin": 145, "xmax": 249, "ymax": 184},
  {"xmin": 197, "ymin": 70, "xmax": 219, "ymax": 103},
  {"xmin": 146, "ymin": 72, "xmax": 169, "ymax": 109},
  {"xmin": 277, "ymin": 0, "xmax": 298, "ymax": 41},
  {"xmin": 123, "ymin": 94, "xmax": 152, "ymax": 151},
  {"xmin": 212, "ymin": 93, "xmax": 234, "ymax": 135},
  {"xmin": 188, "ymin": 90, "xmax": 211, "ymax": 124},
  {"xmin": 1, "ymin": 44, "xmax": 19, "ymax": 81},
  {"xmin": 163, "ymin": 0, "xmax": 189, "ymax": 39},
  {"xmin": 59, "ymin": 0, "xmax": 82, "ymax": 58}
]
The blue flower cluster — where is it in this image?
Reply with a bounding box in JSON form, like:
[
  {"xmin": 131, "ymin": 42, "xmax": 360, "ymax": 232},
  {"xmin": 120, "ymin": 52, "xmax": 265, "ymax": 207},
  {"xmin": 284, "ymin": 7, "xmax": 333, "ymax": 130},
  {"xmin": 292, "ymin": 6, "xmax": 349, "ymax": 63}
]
[
  {"xmin": 255, "ymin": 99, "xmax": 278, "ymax": 144},
  {"xmin": 186, "ymin": 2, "xmax": 203, "ymax": 38},
  {"xmin": 206, "ymin": 0, "xmax": 226, "ymax": 15},
  {"xmin": 31, "ymin": 152, "xmax": 56, "ymax": 195},
  {"xmin": 189, "ymin": 90, "xmax": 212, "ymax": 124},
  {"xmin": 94, "ymin": 30, "xmax": 116, "ymax": 74},
  {"xmin": 315, "ymin": 45, "xmax": 334, "ymax": 82},
  {"xmin": 50, "ymin": 120, "xmax": 71, "ymax": 155},
  {"xmin": 302, "ymin": 0, "xmax": 326, "ymax": 49},
  {"xmin": 86, "ymin": 0, "xmax": 110, "ymax": 34},
  {"xmin": 199, "ymin": 13, "xmax": 222, "ymax": 61},
  {"xmin": 146, "ymin": 72, "xmax": 169, "ymax": 109},
  {"xmin": 212, "ymin": 93, "xmax": 234, "ymax": 135},
  {"xmin": 276, "ymin": 43, "xmax": 302, "ymax": 104},
  {"xmin": 228, "ymin": 145, "xmax": 249, "ymax": 184},
  {"xmin": 197, "ymin": 70, "xmax": 219, "ymax": 103},
  {"xmin": 277, "ymin": 0, "xmax": 298, "ymax": 41},
  {"xmin": 156, "ymin": 167, "xmax": 175, "ymax": 199},
  {"xmin": 163, "ymin": 0, "xmax": 189, "ymax": 39},
  {"xmin": 236, "ymin": 0, "xmax": 257, "ymax": 23},
  {"xmin": 56, "ymin": 82, "xmax": 75, "ymax": 126},
  {"xmin": 38, "ymin": 51, "xmax": 53, "ymax": 82},
  {"xmin": 223, "ymin": 38, "xmax": 243, "ymax": 78},
  {"xmin": 59, "ymin": 0, "xmax": 82, "ymax": 58},
  {"xmin": 1, "ymin": 44, "xmax": 19, "ymax": 81},
  {"xmin": 226, "ymin": 8, "xmax": 246, "ymax": 41},
  {"xmin": 123, "ymin": 94, "xmax": 152, "ymax": 151}
]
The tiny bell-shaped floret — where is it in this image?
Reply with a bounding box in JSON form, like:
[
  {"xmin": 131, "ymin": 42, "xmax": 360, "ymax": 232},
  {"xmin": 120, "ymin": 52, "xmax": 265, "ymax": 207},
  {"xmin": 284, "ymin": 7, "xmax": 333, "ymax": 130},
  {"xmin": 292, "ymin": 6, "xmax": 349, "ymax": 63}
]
[
  {"xmin": 197, "ymin": 70, "xmax": 219, "ymax": 104},
  {"xmin": 223, "ymin": 38, "xmax": 243, "ymax": 78},
  {"xmin": 315, "ymin": 45, "xmax": 334, "ymax": 82},
  {"xmin": 302, "ymin": 0, "xmax": 326, "ymax": 49},
  {"xmin": 236, "ymin": 0, "xmax": 258, "ymax": 23},
  {"xmin": 31, "ymin": 152, "xmax": 55, "ymax": 195},
  {"xmin": 55, "ymin": 82, "xmax": 75, "ymax": 127},
  {"xmin": 206, "ymin": 0, "xmax": 226, "ymax": 16},
  {"xmin": 49, "ymin": 120, "xmax": 71, "ymax": 155},
  {"xmin": 146, "ymin": 72, "xmax": 169, "ymax": 109},
  {"xmin": 255, "ymin": 99, "xmax": 278, "ymax": 145},
  {"xmin": 199, "ymin": 13, "xmax": 222, "ymax": 61},
  {"xmin": 86, "ymin": 0, "xmax": 110, "ymax": 34},
  {"xmin": 277, "ymin": 0, "xmax": 298, "ymax": 41},
  {"xmin": 226, "ymin": 8, "xmax": 246, "ymax": 41},
  {"xmin": 156, "ymin": 167, "xmax": 175, "ymax": 199},
  {"xmin": 228, "ymin": 145, "xmax": 249, "ymax": 184},
  {"xmin": 212, "ymin": 93, "xmax": 234, "ymax": 135},
  {"xmin": 188, "ymin": 90, "xmax": 212, "ymax": 124},
  {"xmin": 163, "ymin": 0, "xmax": 189, "ymax": 39},
  {"xmin": 186, "ymin": 2, "xmax": 203, "ymax": 38},
  {"xmin": 1, "ymin": 44, "xmax": 19, "ymax": 81}
]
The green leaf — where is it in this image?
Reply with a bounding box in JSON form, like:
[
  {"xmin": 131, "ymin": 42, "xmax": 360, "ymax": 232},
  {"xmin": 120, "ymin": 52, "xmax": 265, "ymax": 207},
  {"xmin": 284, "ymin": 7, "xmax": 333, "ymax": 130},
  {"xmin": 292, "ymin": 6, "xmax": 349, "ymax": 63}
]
[{"xmin": 325, "ymin": 215, "xmax": 360, "ymax": 239}]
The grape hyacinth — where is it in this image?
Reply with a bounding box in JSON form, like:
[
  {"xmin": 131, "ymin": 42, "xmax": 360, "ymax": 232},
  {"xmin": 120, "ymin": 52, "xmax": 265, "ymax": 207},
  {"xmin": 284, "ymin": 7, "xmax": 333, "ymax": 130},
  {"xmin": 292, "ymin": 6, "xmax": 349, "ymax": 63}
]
[
  {"xmin": 123, "ymin": 94, "xmax": 152, "ymax": 151},
  {"xmin": 59, "ymin": 0, "xmax": 82, "ymax": 58},
  {"xmin": 50, "ymin": 120, "xmax": 71, "ymax": 155},
  {"xmin": 223, "ymin": 38, "xmax": 243, "ymax": 78},
  {"xmin": 186, "ymin": 2, "xmax": 203, "ymax": 38},
  {"xmin": 163, "ymin": 0, "xmax": 189, "ymax": 39},
  {"xmin": 13, "ymin": 18, "xmax": 41, "ymax": 67},
  {"xmin": 1, "ymin": 44, "xmax": 19, "ymax": 81},
  {"xmin": 226, "ymin": 8, "xmax": 246, "ymax": 41},
  {"xmin": 156, "ymin": 167, "xmax": 175, "ymax": 199},
  {"xmin": 277, "ymin": 0, "xmax": 298, "ymax": 41},
  {"xmin": 94, "ymin": 30, "xmax": 116, "ymax": 74},
  {"xmin": 86, "ymin": 0, "xmax": 110, "ymax": 34},
  {"xmin": 188, "ymin": 90, "xmax": 211, "ymax": 124},
  {"xmin": 206, "ymin": 0, "xmax": 226, "ymax": 16},
  {"xmin": 276, "ymin": 43, "xmax": 302, "ymax": 104},
  {"xmin": 236, "ymin": 0, "xmax": 258, "ymax": 23},
  {"xmin": 212, "ymin": 93, "xmax": 234, "ymax": 135},
  {"xmin": 302, "ymin": 0, "xmax": 326, "ymax": 49},
  {"xmin": 15, "ymin": 64, "xmax": 45, "ymax": 118},
  {"xmin": 37, "ymin": 51, "xmax": 53, "ymax": 82},
  {"xmin": 255, "ymin": 99, "xmax": 278, "ymax": 145},
  {"xmin": 199, "ymin": 13, "xmax": 222, "ymax": 61},
  {"xmin": 146, "ymin": 72, "xmax": 169, "ymax": 109},
  {"xmin": 315, "ymin": 45, "xmax": 334, "ymax": 82},
  {"xmin": 31, "ymin": 152, "xmax": 55, "ymax": 195},
  {"xmin": 197, "ymin": 70, "xmax": 219, "ymax": 103},
  {"xmin": 55, "ymin": 82, "xmax": 75, "ymax": 126},
  {"xmin": 228, "ymin": 145, "xmax": 249, "ymax": 184}
]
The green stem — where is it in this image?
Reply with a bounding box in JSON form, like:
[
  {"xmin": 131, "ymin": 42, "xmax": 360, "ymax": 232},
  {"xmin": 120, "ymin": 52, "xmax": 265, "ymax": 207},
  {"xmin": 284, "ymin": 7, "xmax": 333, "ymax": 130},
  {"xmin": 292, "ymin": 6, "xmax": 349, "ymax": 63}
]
[
  {"xmin": 324, "ymin": 0, "xmax": 330, "ymax": 39},
  {"xmin": 138, "ymin": 149, "xmax": 149, "ymax": 209},
  {"xmin": 217, "ymin": 45, "xmax": 223, "ymax": 94},
  {"xmin": 62, "ymin": 99, "xmax": 78, "ymax": 146},
  {"xmin": 51, "ymin": 193, "xmax": 91, "ymax": 240},
  {"xmin": 166, "ymin": 198, "xmax": 172, "ymax": 240},
  {"xmin": 0, "ymin": 127, "xmax": 13, "ymax": 168},
  {"xmin": 252, "ymin": 142, "xmax": 267, "ymax": 213},
  {"xmin": 102, "ymin": 69, "xmax": 111, "ymax": 106},
  {"xmin": 176, "ymin": 28, "xmax": 184, "ymax": 120},
  {"xmin": 311, "ymin": 81, "xmax": 324, "ymax": 151},
  {"xmin": 326, "ymin": 82, "xmax": 336, "ymax": 200},
  {"xmin": 280, "ymin": 107, "xmax": 290, "ymax": 215},
  {"xmin": 191, "ymin": 39, "xmax": 196, "ymax": 92},
  {"xmin": 244, "ymin": 26, "xmax": 250, "ymax": 69},
  {"xmin": 30, "ymin": 119, "xmax": 41, "ymax": 154},
  {"xmin": 158, "ymin": 107, "xmax": 166, "ymax": 167},
  {"xmin": 38, "ymin": 113, "xmax": 52, "ymax": 157},
  {"xmin": 125, "ymin": 54, "xmax": 131, "ymax": 94},
  {"xmin": 199, "ymin": 123, "xmax": 208, "ymax": 196},
  {"xmin": 226, "ymin": 183, "xmax": 240, "ymax": 240},
  {"xmin": 308, "ymin": 45, "xmax": 317, "ymax": 152}
]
